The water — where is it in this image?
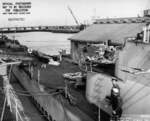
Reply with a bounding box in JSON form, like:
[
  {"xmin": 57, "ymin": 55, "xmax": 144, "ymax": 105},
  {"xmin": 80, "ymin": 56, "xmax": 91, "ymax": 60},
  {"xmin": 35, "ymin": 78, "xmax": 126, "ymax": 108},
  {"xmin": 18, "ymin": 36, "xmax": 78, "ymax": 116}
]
[{"xmin": 6, "ymin": 32, "xmax": 74, "ymax": 55}]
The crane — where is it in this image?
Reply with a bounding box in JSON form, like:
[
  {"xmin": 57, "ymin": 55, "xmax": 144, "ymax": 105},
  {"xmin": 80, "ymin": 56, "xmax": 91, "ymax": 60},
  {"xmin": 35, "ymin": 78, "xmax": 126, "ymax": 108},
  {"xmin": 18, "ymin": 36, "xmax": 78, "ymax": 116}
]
[{"xmin": 67, "ymin": 6, "xmax": 80, "ymax": 25}]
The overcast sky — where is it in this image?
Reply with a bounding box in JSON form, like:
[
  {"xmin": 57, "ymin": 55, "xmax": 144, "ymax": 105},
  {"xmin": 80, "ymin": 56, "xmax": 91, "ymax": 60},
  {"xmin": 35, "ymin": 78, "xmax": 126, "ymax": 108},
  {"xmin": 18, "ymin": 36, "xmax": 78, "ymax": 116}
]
[{"xmin": 0, "ymin": 0, "xmax": 149, "ymax": 27}]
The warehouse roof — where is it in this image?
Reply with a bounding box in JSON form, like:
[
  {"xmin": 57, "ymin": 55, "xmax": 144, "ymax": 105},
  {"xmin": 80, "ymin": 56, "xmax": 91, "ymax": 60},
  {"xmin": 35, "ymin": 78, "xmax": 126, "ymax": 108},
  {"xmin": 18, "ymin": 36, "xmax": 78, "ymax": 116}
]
[{"xmin": 69, "ymin": 18, "xmax": 147, "ymax": 44}]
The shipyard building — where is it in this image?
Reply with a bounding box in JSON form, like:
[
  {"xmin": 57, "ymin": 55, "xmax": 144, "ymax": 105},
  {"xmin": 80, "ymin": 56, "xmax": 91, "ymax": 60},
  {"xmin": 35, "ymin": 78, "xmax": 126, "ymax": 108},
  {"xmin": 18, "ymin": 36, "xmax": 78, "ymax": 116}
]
[{"xmin": 69, "ymin": 9, "xmax": 150, "ymax": 64}]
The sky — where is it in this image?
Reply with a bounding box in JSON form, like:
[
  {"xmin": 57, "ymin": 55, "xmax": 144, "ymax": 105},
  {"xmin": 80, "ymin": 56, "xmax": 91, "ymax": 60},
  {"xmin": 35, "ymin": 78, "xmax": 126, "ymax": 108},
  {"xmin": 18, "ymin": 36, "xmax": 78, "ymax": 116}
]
[{"xmin": 0, "ymin": 0, "xmax": 149, "ymax": 27}]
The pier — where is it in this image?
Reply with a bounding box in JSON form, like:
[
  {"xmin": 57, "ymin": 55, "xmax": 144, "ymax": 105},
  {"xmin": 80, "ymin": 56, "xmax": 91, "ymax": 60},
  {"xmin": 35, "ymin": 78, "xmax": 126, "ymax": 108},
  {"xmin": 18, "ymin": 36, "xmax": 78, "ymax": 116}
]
[{"xmin": 0, "ymin": 25, "xmax": 81, "ymax": 34}]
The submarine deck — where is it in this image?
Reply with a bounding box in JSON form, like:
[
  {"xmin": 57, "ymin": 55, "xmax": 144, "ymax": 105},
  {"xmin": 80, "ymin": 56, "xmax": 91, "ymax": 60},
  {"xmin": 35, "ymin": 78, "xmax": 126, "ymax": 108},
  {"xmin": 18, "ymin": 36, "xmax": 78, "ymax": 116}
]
[{"xmin": 21, "ymin": 59, "xmax": 111, "ymax": 121}]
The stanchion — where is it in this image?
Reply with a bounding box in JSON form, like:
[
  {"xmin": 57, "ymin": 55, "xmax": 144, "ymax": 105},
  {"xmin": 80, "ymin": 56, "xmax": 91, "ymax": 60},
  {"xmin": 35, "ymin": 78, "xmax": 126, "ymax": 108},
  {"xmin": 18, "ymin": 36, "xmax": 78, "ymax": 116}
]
[
  {"xmin": 0, "ymin": 97, "xmax": 6, "ymax": 121},
  {"xmin": 98, "ymin": 103, "xmax": 101, "ymax": 121},
  {"xmin": 15, "ymin": 100, "xmax": 18, "ymax": 121},
  {"xmin": 37, "ymin": 69, "xmax": 40, "ymax": 84}
]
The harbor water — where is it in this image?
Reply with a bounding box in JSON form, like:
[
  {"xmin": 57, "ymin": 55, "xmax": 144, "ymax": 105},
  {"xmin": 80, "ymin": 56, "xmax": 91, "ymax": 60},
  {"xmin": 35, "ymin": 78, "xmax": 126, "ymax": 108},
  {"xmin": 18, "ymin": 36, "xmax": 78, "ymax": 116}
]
[{"xmin": 6, "ymin": 32, "xmax": 73, "ymax": 55}]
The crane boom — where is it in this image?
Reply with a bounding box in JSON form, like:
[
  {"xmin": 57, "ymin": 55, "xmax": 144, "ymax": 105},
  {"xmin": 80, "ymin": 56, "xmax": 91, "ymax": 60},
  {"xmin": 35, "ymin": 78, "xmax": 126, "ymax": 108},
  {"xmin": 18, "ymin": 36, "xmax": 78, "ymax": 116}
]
[{"xmin": 67, "ymin": 6, "xmax": 80, "ymax": 25}]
